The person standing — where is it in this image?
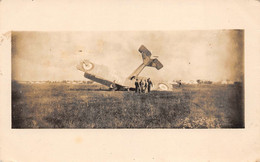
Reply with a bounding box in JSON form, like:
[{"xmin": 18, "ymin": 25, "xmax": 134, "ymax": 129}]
[
  {"xmin": 135, "ymin": 79, "xmax": 139, "ymax": 93},
  {"xmin": 139, "ymin": 79, "xmax": 144, "ymax": 93},
  {"xmin": 110, "ymin": 80, "xmax": 117, "ymax": 91},
  {"xmin": 147, "ymin": 78, "xmax": 153, "ymax": 93},
  {"xmin": 178, "ymin": 80, "xmax": 182, "ymax": 87},
  {"xmin": 144, "ymin": 80, "xmax": 148, "ymax": 93}
]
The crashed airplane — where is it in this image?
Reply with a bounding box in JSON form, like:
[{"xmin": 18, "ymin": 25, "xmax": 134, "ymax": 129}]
[{"xmin": 77, "ymin": 45, "xmax": 172, "ymax": 91}]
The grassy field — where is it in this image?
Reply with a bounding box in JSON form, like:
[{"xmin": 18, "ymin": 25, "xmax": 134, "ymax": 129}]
[{"xmin": 12, "ymin": 82, "xmax": 244, "ymax": 128}]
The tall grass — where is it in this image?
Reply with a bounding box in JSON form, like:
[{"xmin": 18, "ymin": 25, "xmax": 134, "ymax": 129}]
[{"xmin": 12, "ymin": 82, "xmax": 244, "ymax": 128}]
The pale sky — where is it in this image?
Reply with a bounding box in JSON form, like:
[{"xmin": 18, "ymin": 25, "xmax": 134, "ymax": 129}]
[{"xmin": 12, "ymin": 30, "xmax": 244, "ymax": 82}]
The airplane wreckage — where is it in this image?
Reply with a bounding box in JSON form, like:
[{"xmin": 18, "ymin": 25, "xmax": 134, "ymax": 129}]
[{"xmin": 77, "ymin": 45, "xmax": 173, "ymax": 91}]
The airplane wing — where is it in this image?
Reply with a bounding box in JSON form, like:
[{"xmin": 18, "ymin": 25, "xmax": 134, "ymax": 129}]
[
  {"xmin": 77, "ymin": 59, "xmax": 133, "ymax": 91},
  {"xmin": 152, "ymin": 81, "xmax": 172, "ymax": 91},
  {"xmin": 148, "ymin": 59, "xmax": 163, "ymax": 70},
  {"xmin": 84, "ymin": 73, "xmax": 130, "ymax": 91}
]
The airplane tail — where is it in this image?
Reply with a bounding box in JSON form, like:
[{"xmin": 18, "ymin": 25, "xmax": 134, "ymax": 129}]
[
  {"xmin": 139, "ymin": 45, "xmax": 152, "ymax": 63},
  {"xmin": 128, "ymin": 45, "xmax": 163, "ymax": 80},
  {"xmin": 139, "ymin": 45, "xmax": 163, "ymax": 69}
]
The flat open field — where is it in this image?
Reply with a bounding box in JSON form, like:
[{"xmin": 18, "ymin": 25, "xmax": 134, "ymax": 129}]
[{"xmin": 12, "ymin": 82, "xmax": 244, "ymax": 128}]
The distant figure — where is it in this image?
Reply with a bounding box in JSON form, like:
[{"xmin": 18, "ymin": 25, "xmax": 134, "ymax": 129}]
[
  {"xmin": 147, "ymin": 78, "xmax": 153, "ymax": 93},
  {"xmin": 139, "ymin": 79, "xmax": 144, "ymax": 93},
  {"xmin": 144, "ymin": 80, "xmax": 148, "ymax": 93},
  {"xmin": 178, "ymin": 80, "xmax": 182, "ymax": 87},
  {"xmin": 110, "ymin": 80, "xmax": 116, "ymax": 91},
  {"xmin": 135, "ymin": 79, "xmax": 139, "ymax": 93}
]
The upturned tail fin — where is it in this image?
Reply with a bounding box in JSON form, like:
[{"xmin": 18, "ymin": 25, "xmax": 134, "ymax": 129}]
[
  {"xmin": 139, "ymin": 45, "xmax": 152, "ymax": 65},
  {"xmin": 128, "ymin": 45, "xmax": 163, "ymax": 80}
]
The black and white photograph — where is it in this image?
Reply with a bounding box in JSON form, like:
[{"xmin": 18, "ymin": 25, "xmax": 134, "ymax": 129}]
[{"xmin": 12, "ymin": 30, "xmax": 244, "ymax": 128}]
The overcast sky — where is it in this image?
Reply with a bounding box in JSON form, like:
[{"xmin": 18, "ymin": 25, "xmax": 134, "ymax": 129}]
[{"xmin": 12, "ymin": 30, "xmax": 244, "ymax": 82}]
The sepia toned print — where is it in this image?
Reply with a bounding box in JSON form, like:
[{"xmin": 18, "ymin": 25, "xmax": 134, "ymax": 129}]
[{"xmin": 11, "ymin": 30, "xmax": 244, "ymax": 128}]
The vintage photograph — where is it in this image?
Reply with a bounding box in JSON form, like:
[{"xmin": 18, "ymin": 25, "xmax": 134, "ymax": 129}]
[{"xmin": 11, "ymin": 30, "xmax": 244, "ymax": 128}]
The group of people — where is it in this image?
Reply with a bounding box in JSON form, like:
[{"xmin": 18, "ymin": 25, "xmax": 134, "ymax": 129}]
[{"xmin": 135, "ymin": 78, "xmax": 153, "ymax": 93}]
